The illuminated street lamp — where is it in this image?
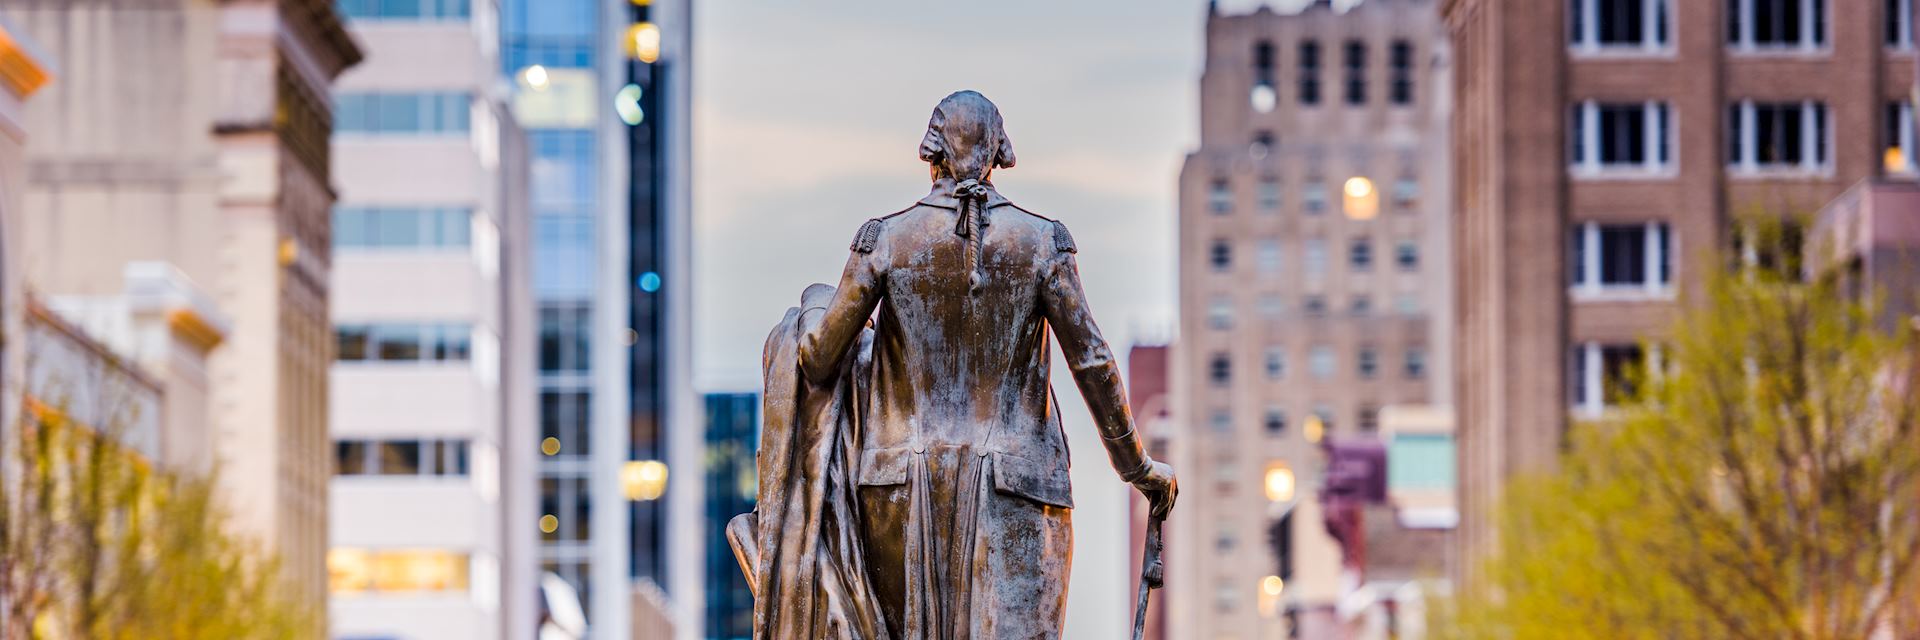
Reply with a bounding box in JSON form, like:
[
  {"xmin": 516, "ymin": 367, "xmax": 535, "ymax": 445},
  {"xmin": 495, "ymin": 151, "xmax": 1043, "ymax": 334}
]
[
  {"xmin": 1342, "ymin": 176, "xmax": 1378, "ymax": 220},
  {"xmin": 622, "ymin": 460, "xmax": 669, "ymax": 501},
  {"xmin": 625, "ymin": 22, "xmax": 662, "ymax": 63},
  {"xmin": 1264, "ymin": 463, "xmax": 1296, "ymax": 503}
]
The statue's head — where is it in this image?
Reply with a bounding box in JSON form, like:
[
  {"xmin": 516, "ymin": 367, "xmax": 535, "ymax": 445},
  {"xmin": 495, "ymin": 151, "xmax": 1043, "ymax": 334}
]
[{"xmin": 918, "ymin": 90, "xmax": 1015, "ymax": 182}]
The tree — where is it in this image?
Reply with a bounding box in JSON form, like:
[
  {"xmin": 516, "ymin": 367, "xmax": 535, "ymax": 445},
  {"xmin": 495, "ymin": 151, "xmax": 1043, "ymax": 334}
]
[
  {"xmin": 0, "ymin": 353, "xmax": 312, "ymax": 638},
  {"xmin": 1442, "ymin": 244, "xmax": 1920, "ymax": 639}
]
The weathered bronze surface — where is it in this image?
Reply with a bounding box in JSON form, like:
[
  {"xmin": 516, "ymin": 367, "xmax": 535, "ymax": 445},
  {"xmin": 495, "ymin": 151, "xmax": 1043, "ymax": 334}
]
[{"xmin": 731, "ymin": 90, "xmax": 1177, "ymax": 640}]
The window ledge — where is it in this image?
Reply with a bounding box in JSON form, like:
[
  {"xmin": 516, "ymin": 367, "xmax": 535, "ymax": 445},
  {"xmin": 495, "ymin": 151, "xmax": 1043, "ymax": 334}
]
[
  {"xmin": 1568, "ymin": 45, "xmax": 1677, "ymax": 59},
  {"xmin": 1725, "ymin": 45, "xmax": 1831, "ymax": 58},
  {"xmin": 1569, "ymin": 166, "xmax": 1678, "ymax": 181},
  {"xmin": 1727, "ymin": 166, "xmax": 1835, "ymax": 181},
  {"xmin": 1570, "ymin": 286, "xmax": 1676, "ymax": 302}
]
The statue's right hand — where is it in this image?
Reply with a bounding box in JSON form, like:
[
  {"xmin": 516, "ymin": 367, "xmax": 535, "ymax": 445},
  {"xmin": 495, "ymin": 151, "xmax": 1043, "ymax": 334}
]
[{"xmin": 1132, "ymin": 460, "xmax": 1178, "ymax": 520}]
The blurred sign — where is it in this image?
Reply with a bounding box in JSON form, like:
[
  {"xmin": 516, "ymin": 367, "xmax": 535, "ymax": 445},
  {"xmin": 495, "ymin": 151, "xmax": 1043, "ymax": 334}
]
[{"xmin": 512, "ymin": 66, "xmax": 597, "ymax": 129}]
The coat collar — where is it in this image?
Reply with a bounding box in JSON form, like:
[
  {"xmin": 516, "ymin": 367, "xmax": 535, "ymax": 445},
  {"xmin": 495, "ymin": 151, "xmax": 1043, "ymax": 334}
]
[{"xmin": 917, "ymin": 177, "xmax": 1013, "ymax": 212}]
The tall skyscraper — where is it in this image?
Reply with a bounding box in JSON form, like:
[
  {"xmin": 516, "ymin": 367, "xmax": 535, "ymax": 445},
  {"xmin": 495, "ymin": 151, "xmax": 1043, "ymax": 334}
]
[
  {"xmin": 1172, "ymin": 1, "xmax": 1451, "ymax": 637},
  {"xmin": 4, "ymin": 1, "xmax": 361, "ymax": 630},
  {"xmin": 702, "ymin": 392, "xmax": 758, "ymax": 640},
  {"xmin": 1442, "ymin": 0, "xmax": 1916, "ymax": 588},
  {"xmin": 499, "ymin": 0, "xmax": 695, "ymax": 636},
  {"xmin": 324, "ymin": 0, "xmax": 536, "ymax": 637}
]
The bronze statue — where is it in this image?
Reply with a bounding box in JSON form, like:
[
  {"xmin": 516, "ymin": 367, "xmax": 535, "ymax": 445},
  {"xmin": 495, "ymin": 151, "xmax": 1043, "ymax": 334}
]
[{"xmin": 730, "ymin": 90, "xmax": 1177, "ymax": 640}]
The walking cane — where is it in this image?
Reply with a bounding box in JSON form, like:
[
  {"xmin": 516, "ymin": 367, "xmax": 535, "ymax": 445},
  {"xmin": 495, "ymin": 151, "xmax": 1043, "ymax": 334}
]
[{"xmin": 1131, "ymin": 515, "xmax": 1164, "ymax": 640}]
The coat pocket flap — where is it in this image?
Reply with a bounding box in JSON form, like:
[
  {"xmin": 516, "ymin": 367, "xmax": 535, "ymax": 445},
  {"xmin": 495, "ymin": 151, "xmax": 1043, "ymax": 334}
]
[
  {"xmin": 991, "ymin": 452, "xmax": 1074, "ymax": 509},
  {"xmin": 859, "ymin": 447, "xmax": 911, "ymax": 486}
]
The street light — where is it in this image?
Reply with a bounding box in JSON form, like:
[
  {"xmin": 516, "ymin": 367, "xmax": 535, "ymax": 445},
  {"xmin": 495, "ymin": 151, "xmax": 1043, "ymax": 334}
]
[
  {"xmin": 1264, "ymin": 463, "xmax": 1295, "ymax": 503},
  {"xmin": 622, "ymin": 460, "xmax": 669, "ymax": 501}
]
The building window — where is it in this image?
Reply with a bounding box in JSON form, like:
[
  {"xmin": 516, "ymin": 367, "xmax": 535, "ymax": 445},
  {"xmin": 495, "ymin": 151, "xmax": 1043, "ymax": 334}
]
[
  {"xmin": 1264, "ymin": 406, "xmax": 1288, "ymax": 435},
  {"xmin": 540, "ymin": 391, "xmax": 592, "ymax": 456},
  {"xmin": 1571, "ymin": 0, "xmax": 1670, "ymax": 49},
  {"xmin": 337, "ymin": 0, "xmax": 471, "ymax": 19},
  {"xmin": 329, "ymin": 549, "xmax": 471, "ymax": 594},
  {"xmin": 1303, "ymin": 180, "xmax": 1329, "ymax": 214},
  {"xmin": 1573, "ymin": 342, "xmax": 1647, "ymax": 414},
  {"xmin": 1395, "ymin": 241, "xmax": 1420, "ymax": 271},
  {"xmin": 1357, "ymin": 347, "xmax": 1379, "ymax": 379},
  {"xmin": 1349, "ymin": 295, "xmax": 1372, "ymax": 317},
  {"xmin": 1349, "ymin": 237, "xmax": 1373, "ymax": 272},
  {"xmin": 1570, "ymin": 221, "xmax": 1674, "ymax": 296},
  {"xmin": 1358, "ymin": 405, "xmax": 1381, "ymax": 432},
  {"xmin": 1256, "ymin": 239, "xmax": 1283, "ymax": 275},
  {"xmin": 1217, "ymin": 528, "xmax": 1238, "ymax": 553},
  {"xmin": 1570, "ymin": 101, "xmax": 1673, "ymax": 174},
  {"xmin": 334, "ymin": 92, "xmax": 472, "ymax": 134},
  {"xmin": 1257, "ymin": 293, "xmax": 1286, "ymax": 318},
  {"xmin": 334, "ymin": 439, "xmax": 470, "ymax": 477},
  {"xmin": 1264, "ymin": 347, "xmax": 1287, "ymax": 380},
  {"xmin": 1304, "ymin": 238, "xmax": 1328, "ymax": 278},
  {"xmin": 1209, "ymin": 179, "xmax": 1233, "ymax": 214},
  {"xmin": 1210, "ymin": 240, "xmax": 1233, "ymax": 272},
  {"xmin": 1210, "ymin": 409, "xmax": 1233, "ymax": 434},
  {"xmin": 1389, "ymin": 40, "xmax": 1414, "ymax": 104},
  {"xmin": 1728, "ymin": 100, "xmax": 1830, "ymax": 172},
  {"xmin": 1887, "ymin": 101, "xmax": 1915, "ymax": 173},
  {"xmin": 1892, "ymin": 0, "xmax": 1915, "ymax": 47},
  {"xmin": 1208, "ymin": 297, "xmax": 1235, "ymax": 330},
  {"xmin": 1406, "ymin": 347, "xmax": 1428, "ymax": 379},
  {"xmin": 336, "ymin": 323, "xmax": 472, "ymax": 363},
  {"xmin": 1298, "ymin": 40, "xmax": 1321, "ymax": 105},
  {"xmin": 1257, "ymin": 177, "xmax": 1282, "ymax": 211},
  {"xmin": 1303, "ymin": 295, "xmax": 1329, "ymax": 317},
  {"xmin": 1309, "ymin": 345, "xmax": 1336, "ymax": 380},
  {"xmin": 1250, "ymin": 131, "xmax": 1275, "ymax": 159},
  {"xmin": 1392, "ymin": 177, "xmax": 1419, "ymax": 209},
  {"xmin": 1343, "ymin": 40, "xmax": 1367, "ymax": 105},
  {"xmin": 1394, "ymin": 293, "xmax": 1421, "ymax": 316},
  {"xmin": 1728, "ymin": 0, "xmax": 1828, "ymax": 49},
  {"xmin": 334, "ymin": 206, "xmax": 472, "ymax": 250},
  {"xmin": 1253, "ymin": 40, "xmax": 1279, "ymax": 112},
  {"xmin": 1209, "ymin": 353, "xmax": 1232, "ymax": 387},
  {"xmin": 1312, "ymin": 405, "xmax": 1337, "ymax": 432}
]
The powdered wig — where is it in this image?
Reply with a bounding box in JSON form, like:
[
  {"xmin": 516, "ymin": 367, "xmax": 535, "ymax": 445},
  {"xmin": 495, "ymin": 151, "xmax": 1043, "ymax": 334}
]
[{"xmin": 917, "ymin": 90, "xmax": 1016, "ymax": 181}]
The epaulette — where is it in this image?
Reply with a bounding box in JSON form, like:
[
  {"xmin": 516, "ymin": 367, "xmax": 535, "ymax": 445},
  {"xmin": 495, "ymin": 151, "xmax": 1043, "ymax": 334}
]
[
  {"xmin": 850, "ymin": 219, "xmax": 883, "ymax": 253},
  {"xmin": 1052, "ymin": 220, "xmax": 1077, "ymax": 254}
]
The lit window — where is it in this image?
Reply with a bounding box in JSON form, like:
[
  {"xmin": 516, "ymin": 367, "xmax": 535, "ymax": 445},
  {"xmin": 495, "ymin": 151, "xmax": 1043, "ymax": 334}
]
[
  {"xmin": 1349, "ymin": 237, "xmax": 1373, "ymax": 272},
  {"xmin": 1389, "ymin": 40, "xmax": 1414, "ymax": 105},
  {"xmin": 1309, "ymin": 345, "xmax": 1336, "ymax": 380},
  {"xmin": 1208, "ymin": 297, "xmax": 1235, "ymax": 330},
  {"xmin": 1303, "ymin": 181, "xmax": 1329, "ymax": 214},
  {"xmin": 336, "ymin": 323, "xmax": 472, "ymax": 363},
  {"xmin": 1258, "ymin": 177, "xmax": 1282, "ymax": 211},
  {"xmin": 1264, "ymin": 347, "xmax": 1286, "ymax": 380},
  {"xmin": 1728, "ymin": 0, "xmax": 1828, "ymax": 49},
  {"xmin": 1570, "ymin": 221, "xmax": 1674, "ymax": 296},
  {"xmin": 334, "ymin": 206, "xmax": 472, "ymax": 250},
  {"xmin": 1209, "ymin": 353, "xmax": 1232, "ymax": 387},
  {"xmin": 1570, "ymin": 101, "xmax": 1673, "ymax": 174},
  {"xmin": 1264, "ymin": 406, "xmax": 1288, "ymax": 435},
  {"xmin": 329, "ymin": 548, "xmax": 471, "ymax": 594},
  {"xmin": 1304, "ymin": 238, "xmax": 1328, "ymax": 278},
  {"xmin": 1357, "ymin": 347, "xmax": 1379, "ymax": 379},
  {"xmin": 1406, "ymin": 348, "xmax": 1428, "ymax": 379},
  {"xmin": 1343, "ymin": 40, "xmax": 1367, "ymax": 105},
  {"xmin": 1209, "ymin": 179, "xmax": 1233, "ymax": 214},
  {"xmin": 1298, "ymin": 40, "xmax": 1321, "ymax": 105},
  {"xmin": 1572, "ymin": 342, "xmax": 1647, "ymax": 415},
  {"xmin": 1570, "ymin": 0, "xmax": 1670, "ymax": 50},
  {"xmin": 1256, "ymin": 239, "xmax": 1283, "ymax": 275},
  {"xmin": 1886, "ymin": 101, "xmax": 1915, "ymax": 173},
  {"xmin": 1892, "ymin": 0, "xmax": 1915, "ymax": 47},
  {"xmin": 1210, "ymin": 240, "xmax": 1233, "ymax": 272},
  {"xmin": 1728, "ymin": 100, "xmax": 1830, "ymax": 172},
  {"xmin": 1395, "ymin": 241, "xmax": 1420, "ymax": 271},
  {"xmin": 334, "ymin": 92, "xmax": 472, "ymax": 134}
]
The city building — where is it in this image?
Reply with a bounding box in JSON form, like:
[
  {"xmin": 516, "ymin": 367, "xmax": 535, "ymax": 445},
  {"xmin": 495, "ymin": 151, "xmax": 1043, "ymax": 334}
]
[
  {"xmin": 1442, "ymin": 0, "xmax": 1918, "ymax": 588},
  {"xmin": 325, "ymin": 1, "xmax": 535, "ymax": 638},
  {"xmin": 702, "ymin": 392, "xmax": 759, "ymax": 640},
  {"xmin": 3, "ymin": 1, "xmax": 361, "ymax": 630},
  {"xmin": 498, "ymin": 0, "xmax": 696, "ymax": 636},
  {"xmin": 1172, "ymin": 0, "xmax": 1452, "ymax": 637}
]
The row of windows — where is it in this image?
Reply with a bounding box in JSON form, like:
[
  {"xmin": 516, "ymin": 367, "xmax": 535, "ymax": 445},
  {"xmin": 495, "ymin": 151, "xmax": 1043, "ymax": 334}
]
[
  {"xmin": 334, "ymin": 207, "xmax": 472, "ymax": 250},
  {"xmin": 336, "ymin": 0, "xmax": 470, "ymax": 19},
  {"xmin": 334, "ymin": 438, "xmax": 470, "ymax": 476},
  {"xmin": 1208, "ymin": 402, "xmax": 1382, "ymax": 436},
  {"xmin": 336, "ymin": 323, "xmax": 473, "ymax": 362},
  {"xmin": 1571, "ymin": 0, "xmax": 1911, "ymax": 50},
  {"xmin": 1567, "ymin": 99, "xmax": 1837, "ymax": 174},
  {"xmin": 335, "ymin": 92, "xmax": 471, "ymax": 134},
  {"xmin": 1208, "ymin": 292, "xmax": 1423, "ymax": 327},
  {"xmin": 1208, "ymin": 238, "xmax": 1421, "ymax": 275},
  {"xmin": 329, "ymin": 548, "xmax": 470, "ymax": 595},
  {"xmin": 1207, "ymin": 346, "xmax": 1427, "ymax": 385},
  {"xmin": 1207, "ymin": 176, "xmax": 1418, "ymax": 215},
  {"xmin": 1248, "ymin": 38, "xmax": 1415, "ymax": 111}
]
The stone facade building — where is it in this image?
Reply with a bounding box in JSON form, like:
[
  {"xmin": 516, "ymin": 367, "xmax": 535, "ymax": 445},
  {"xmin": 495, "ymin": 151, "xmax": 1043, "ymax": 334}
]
[
  {"xmin": 1441, "ymin": 0, "xmax": 1917, "ymax": 589},
  {"xmin": 1173, "ymin": 1, "xmax": 1452, "ymax": 637}
]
